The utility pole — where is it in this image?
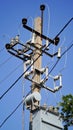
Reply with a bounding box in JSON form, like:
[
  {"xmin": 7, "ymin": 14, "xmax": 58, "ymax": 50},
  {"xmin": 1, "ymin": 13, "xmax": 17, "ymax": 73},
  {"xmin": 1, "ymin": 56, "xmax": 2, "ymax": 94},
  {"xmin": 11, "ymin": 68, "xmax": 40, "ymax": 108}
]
[
  {"xmin": 5, "ymin": 4, "xmax": 64, "ymax": 130},
  {"xmin": 32, "ymin": 17, "xmax": 42, "ymax": 94},
  {"xmin": 29, "ymin": 17, "xmax": 42, "ymax": 130}
]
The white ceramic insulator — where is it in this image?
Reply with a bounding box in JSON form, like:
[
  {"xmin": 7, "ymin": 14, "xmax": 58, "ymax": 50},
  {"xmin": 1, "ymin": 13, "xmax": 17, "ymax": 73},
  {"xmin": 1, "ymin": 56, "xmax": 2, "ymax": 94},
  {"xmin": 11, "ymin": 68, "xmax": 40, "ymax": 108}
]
[
  {"xmin": 15, "ymin": 35, "xmax": 19, "ymax": 42},
  {"xmin": 54, "ymin": 86, "xmax": 59, "ymax": 91},
  {"xmin": 25, "ymin": 60, "xmax": 31, "ymax": 65},
  {"xmin": 46, "ymin": 67, "xmax": 49, "ymax": 80},
  {"xmin": 54, "ymin": 75, "xmax": 59, "ymax": 80},
  {"xmin": 57, "ymin": 48, "xmax": 61, "ymax": 58},
  {"xmin": 60, "ymin": 75, "xmax": 62, "ymax": 86}
]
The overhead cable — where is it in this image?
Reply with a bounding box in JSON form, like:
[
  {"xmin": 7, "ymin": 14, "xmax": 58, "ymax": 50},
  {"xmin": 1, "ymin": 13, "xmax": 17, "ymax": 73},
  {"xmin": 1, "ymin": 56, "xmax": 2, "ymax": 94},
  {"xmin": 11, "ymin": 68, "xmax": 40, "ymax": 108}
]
[
  {"xmin": 1, "ymin": 40, "xmax": 72, "ymax": 100},
  {"xmin": 0, "ymin": 56, "xmax": 13, "ymax": 68},
  {"xmin": 55, "ymin": 17, "xmax": 73, "ymax": 38},
  {"xmin": 48, "ymin": 41, "xmax": 73, "ymax": 76},
  {"xmin": 0, "ymin": 51, "xmax": 42, "ymax": 100},
  {"xmin": 0, "ymin": 89, "xmax": 31, "ymax": 128},
  {"xmin": 0, "ymin": 62, "xmax": 23, "ymax": 85},
  {"xmin": 0, "ymin": 101, "xmax": 22, "ymax": 128}
]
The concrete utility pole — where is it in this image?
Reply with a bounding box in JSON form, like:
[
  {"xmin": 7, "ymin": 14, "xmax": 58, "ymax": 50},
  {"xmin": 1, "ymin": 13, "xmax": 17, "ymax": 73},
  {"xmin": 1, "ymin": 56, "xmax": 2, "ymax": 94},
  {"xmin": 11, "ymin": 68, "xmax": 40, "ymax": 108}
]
[
  {"xmin": 29, "ymin": 17, "xmax": 42, "ymax": 130},
  {"xmin": 32, "ymin": 17, "xmax": 42, "ymax": 93}
]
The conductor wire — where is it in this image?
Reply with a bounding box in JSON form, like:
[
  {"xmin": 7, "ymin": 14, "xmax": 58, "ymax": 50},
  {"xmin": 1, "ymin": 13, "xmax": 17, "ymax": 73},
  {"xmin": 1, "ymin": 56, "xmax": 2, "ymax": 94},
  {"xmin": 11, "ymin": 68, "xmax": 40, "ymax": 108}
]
[
  {"xmin": 0, "ymin": 56, "xmax": 13, "ymax": 68},
  {"xmin": 0, "ymin": 62, "xmax": 23, "ymax": 85},
  {"xmin": 55, "ymin": 17, "xmax": 73, "ymax": 38},
  {"xmin": 0, "ymin": 46, "xmax": 44, "ymax": 100},
  {"xmin": 0, "ymin": 89, "xmax": 32, "ymax": 128}
]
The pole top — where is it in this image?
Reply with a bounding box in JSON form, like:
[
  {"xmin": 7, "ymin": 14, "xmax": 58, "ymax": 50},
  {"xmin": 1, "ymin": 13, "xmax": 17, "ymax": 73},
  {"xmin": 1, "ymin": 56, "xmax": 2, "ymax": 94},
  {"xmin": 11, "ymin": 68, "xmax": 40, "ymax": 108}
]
[{"xmin": 40, "ymin": 4, "xmax": 45, "ymax": 11}]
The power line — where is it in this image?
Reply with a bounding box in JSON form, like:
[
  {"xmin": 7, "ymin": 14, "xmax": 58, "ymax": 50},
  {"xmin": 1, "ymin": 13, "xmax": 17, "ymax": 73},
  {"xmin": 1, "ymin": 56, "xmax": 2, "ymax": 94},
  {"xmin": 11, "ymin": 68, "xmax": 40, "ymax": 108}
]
[
  {"xmin": 1, "ymin": 39, "xmax": 72, "ymax": 101},
  {"xmin": 0, "ymin": 40, "xmax": 73, "ymax": 128},
  {"xmin": 0, "ymin": 56, "xmax": 13, "ymax": 68},
  {"xmin": 0, "ymin": 62, "xmax": 23, "ymax": 85},
  {"xmin": 0, "ymin": 50, "xmax": 42, "ymax": 100},
  {"xmin": 55, "ymin": 17, "xmax": 73, "ymax": 38},
  {"xmin": 1, "ymin": 40, "xmax": 73, "ymax": 127},
  {"xmin": 0, "ymin": 89, "xmax": 31, "ymax": 128},
  {"xmin": 0, "ymin": 101, "xmax": 22, "ymax": 128},
  {"xmin": 44, "ymin": 41, "xmax": 73, "ymax": 81}
]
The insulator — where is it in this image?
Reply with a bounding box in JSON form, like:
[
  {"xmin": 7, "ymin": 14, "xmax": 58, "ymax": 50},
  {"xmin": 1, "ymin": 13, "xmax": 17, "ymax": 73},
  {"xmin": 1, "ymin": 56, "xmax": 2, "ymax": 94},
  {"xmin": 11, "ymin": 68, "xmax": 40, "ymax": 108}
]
[
  {"xmin": 10, "ymin": 38, "xmax": 18, "ymax": 47},
  {"xmin": 40, "ymin": 68, "xmax": 46, "ymax": 73},
  {"xmin": 57, "ymin": 48, "xmax": 61, "ymax": 58},
  {"xmin": 24, "ymin": 53, "xmax": 30, "ymax": 58},
  {"xmin": 31, "ymin": 33, "xmax": 35, "ymax": 43},
  {"xmin": 60, "ymin": 75, "xmax": 62, "ymax": 86},
  {"xmin": 54, "ymin": 86, "xmax": 59, "ymax": 91},
  {"xmin": 31, "ymin": 60, "xmax": 34, "ymax": 71},
  {"xmin": 46, "ymin": 67, "xmax": 49, "ymax": 80},
  {"xmin": 54, "ymin": 75, "xmax": 59, "ymax": 80},
  {"xmin": 10, "ymin": 38, "xmax": 15, "ymax": 45},
  {"xmin": 25, "ymin": 60, "xmax": 31, "ymax": 65},
  {"xmin": 45, "ymin": 40, "xmax": 49, "ymax": 50},
  {"xmin": 15, "ymin": 35, "xmax": 19, "ymax": 42},
  {"xmin": 17, "ymin": 49, "xmax": 22, "ymax": 55},
  {"xmin": 40, "ymin": 79, "xmax": 45, "ymax": 84},
  {"xmin": 24, "ymin": 71, "xmax": 30, "ymax": 77}
]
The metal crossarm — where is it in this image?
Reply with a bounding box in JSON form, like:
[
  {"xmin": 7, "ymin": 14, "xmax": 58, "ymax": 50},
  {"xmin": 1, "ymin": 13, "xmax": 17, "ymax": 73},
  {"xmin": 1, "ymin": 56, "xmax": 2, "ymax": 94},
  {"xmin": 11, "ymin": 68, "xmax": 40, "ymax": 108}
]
[{"xmin": 22, "ymin": 24, "xmax": 59, "ymax": 46}]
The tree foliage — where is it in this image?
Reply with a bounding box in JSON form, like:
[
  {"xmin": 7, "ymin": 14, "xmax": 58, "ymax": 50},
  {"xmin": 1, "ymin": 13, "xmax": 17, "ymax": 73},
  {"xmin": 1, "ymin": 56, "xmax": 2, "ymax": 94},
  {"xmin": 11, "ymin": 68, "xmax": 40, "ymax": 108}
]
[{"xmin": 59, "ymin": 94, "xmax": 73, "ymax": 129}]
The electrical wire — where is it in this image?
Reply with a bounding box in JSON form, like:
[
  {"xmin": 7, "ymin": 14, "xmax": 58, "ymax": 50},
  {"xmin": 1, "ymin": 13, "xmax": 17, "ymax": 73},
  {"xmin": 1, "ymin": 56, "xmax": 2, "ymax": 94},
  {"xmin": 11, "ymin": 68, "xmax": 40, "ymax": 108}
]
[
  {"xmin": 1, "ymin": 12, "xmax": 73, "ymax": 130},
  {"xmin": 0, "ymin": 40, "xmax": 73, "ymax": 129},
  {"xmin": 0, "ymin": 62, "xmax": 23, "ymax": 85},
  {"xmin": 0, "ymin": 89, "xmax": 31, "ymax": 128},
  {"xmin": 0, "ymin": 50, "xmax": 43, "ymax": 100},
  {"xmin": 0, "ymin": 101, "xmax": 22, "ymax": 128},
  {"xmin": 3, "ymin": 40, "xmax": 72, "ymax": 106},
  {"xmin": 43, "ymin": 40, "xmax": 73, "ymax": 83},
  {"xmin": 49, "ymin": 37, "xmax": 66, "ymax": 73},
  {"xmin": 2, "ymin": 39, "xmax": 72, "ymax": 101},
  {"xmin": 0, "ymin": 36, "xmax": 73, "ymax": 128},
  {"xmin": 55, "ymin": 17, "xmax": 73, "ymax": 38},
  {"xmin": 50, "ymin": 42, "xmax": 73, "ymax": 74},
  {"xmin": 0, "ymin": 56, "xmax": 13, "ymax": 68}
]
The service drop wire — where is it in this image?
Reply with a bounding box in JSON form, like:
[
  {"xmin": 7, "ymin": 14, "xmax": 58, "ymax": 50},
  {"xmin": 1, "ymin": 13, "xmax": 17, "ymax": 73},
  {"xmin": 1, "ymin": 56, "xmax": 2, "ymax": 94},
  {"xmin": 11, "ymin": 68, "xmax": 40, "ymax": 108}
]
[
  {"xmin": 0, "ymin": 46, "xmax": 43, "ymax": 100},
  {"xmin": 0, "ymin": 89, "xmax": 32, "ymax": 128}
]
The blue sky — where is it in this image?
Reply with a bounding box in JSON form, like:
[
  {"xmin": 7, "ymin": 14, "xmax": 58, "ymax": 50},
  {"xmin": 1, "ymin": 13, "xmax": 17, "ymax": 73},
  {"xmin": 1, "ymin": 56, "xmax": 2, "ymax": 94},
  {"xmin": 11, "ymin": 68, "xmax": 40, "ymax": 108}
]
[{"xmin": 0, "ymin": 0, "xmax": 73, "ymax": 130}]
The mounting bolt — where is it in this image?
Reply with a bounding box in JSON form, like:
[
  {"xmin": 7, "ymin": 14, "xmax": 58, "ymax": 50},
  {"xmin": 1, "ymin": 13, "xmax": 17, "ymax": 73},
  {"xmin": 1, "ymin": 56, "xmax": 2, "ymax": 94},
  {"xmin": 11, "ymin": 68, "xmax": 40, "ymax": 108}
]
[{"xmin": 40, "ymin": 4, "xmax": 45, "ymax": 11}]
